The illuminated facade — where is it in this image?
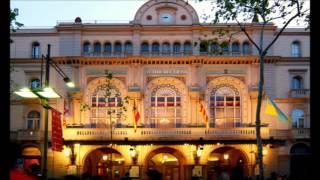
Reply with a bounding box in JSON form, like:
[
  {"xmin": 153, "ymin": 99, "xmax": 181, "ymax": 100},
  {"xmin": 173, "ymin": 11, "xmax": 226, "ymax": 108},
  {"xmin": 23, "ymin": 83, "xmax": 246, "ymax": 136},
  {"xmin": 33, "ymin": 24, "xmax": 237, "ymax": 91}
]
[{"xmin": 10, "ymin": 0, "xmax": 310, "ymax": 179}]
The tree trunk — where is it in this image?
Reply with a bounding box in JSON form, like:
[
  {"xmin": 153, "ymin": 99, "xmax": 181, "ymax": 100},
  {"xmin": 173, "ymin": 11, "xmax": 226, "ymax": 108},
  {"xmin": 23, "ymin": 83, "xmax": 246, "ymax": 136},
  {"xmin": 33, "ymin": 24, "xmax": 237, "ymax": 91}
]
[{"xmin": 256, "ymin": 53, "xmax": 265, "ymax": 180}]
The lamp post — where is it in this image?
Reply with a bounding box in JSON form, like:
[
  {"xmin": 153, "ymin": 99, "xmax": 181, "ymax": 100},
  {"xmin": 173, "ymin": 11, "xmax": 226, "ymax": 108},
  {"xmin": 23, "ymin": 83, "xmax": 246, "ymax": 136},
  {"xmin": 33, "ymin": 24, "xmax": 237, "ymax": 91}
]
[{"xmin": 14, "ymin": 44, "xmax": 74, "ymax": 179}]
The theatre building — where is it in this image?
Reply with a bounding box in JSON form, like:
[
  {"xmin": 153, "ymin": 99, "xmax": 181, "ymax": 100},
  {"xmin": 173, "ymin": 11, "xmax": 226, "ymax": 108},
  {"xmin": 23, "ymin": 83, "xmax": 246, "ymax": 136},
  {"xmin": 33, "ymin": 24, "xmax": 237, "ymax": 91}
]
[{"xmin": 10, "ymin": 0, "xmax": 310, "ymax": 179}]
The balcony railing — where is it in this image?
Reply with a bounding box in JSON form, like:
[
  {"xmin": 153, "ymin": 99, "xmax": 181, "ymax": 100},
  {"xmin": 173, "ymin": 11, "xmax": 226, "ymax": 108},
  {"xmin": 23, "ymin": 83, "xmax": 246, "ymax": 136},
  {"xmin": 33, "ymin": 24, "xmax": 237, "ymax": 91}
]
[
  {"xmin": 291, "ymin": 128, "xmax": 310, "ymax": 139},
  {"xmin": 63, "ymin": 127, "xmax": 270, "ymax": 141},
  {"xmin": 16, "ymin": 129, "xmax": 41, "ymax": 141},
  {"xmin": 269, "ymin": 128, "xmax": 310, "ymax": 139},
  {"xmin": 289, "ymin": 89, "xmax": 310, "ymax": 98}
]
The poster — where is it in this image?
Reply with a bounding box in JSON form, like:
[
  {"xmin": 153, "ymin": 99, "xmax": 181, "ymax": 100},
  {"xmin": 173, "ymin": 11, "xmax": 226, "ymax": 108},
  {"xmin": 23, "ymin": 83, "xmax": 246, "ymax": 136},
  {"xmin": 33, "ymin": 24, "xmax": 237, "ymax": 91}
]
[
  {"xmin": 129, "ymin": 166, "xmax": 139, "ymax": 177},
  {"xmin": 192, "ymin": 165, "xmax": 202, "ymax": 177}
]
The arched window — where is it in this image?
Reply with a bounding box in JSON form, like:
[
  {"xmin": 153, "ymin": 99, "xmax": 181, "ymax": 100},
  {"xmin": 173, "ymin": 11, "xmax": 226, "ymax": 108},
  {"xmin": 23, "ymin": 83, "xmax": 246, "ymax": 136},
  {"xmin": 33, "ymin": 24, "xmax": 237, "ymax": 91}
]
[
  {"xmin": 200, "ymin": 41, "xmax": 208, "ymax": 55},
  {"xmin": 292, "ymin": 76, "xmax": 303, "ymax": 89},
  {"xmin": 93, "ymin": 42, "xmax": 101, "ymax": 56},
  {"xmin": 291, "ymin": 41, "xmax": 301, "ymax": 57},
  {"xmin": 162, "ymin": 42, "xmax": 171, "ymax": 55},
  {"xmin": 210, "ymin": 42, "xmax": 220, "ymax": 55},
  {"xmin": 152, "ymin": 42, "xmax": 160, "ymax": 56},
  {"xmin": 291, "ymin": 109, "xmax": 304, "ymax": 128},
  {"xmin": 150, "ymin": 85, "xmax": 182, "ymax": 128},
  {"xmin": 183, "ymin": 42, "xmax": 192, "ymax": 55},
  {"xmin": 210, "ymin": 86, "xmax": 241, "ymax": 128},
  {"xmin": 221, "ymin": 42, "xmax": 229, "ymax": 55},
  {"xmin": 242, "ymin": 42, "xmax": 251, "ymax": 55},
  {"xmin": 114, "ymin": 42, "xmax": 122, "ymax": 56},
  {"xmin": 26, "ymin": 111, "xmax": 40, "ymax": 130},
  {"xmin": 83, "ymin": 42, "xmax": 91, "ymax": 55},
  {"xmin": 232, "ymin": 42, "xmax": 240, "ymax": 55},
  {"xmin": 173, "ymin": 42, "xmax": 181, "ymax": 55},
  {"xmin": 141, "ymin": 42, "xmax": 149, "ymax": 55},
  {"xmin": 124, "ymin": 41, "xmax": 133, "ymax": 55},
  {"xmin": 103, "ymin": 42, "xmax": 112, "ymax": 56},
  {"xmin": 31, "ymin": 42, "xmax": 40, "ymax": 59},
  {"xmin": 30, "ymin": 78, "xmax": 41, "ymax": 89},
  {"xmin": 90, "ymin": 85, "xmax": 123, "ymax": 128}
]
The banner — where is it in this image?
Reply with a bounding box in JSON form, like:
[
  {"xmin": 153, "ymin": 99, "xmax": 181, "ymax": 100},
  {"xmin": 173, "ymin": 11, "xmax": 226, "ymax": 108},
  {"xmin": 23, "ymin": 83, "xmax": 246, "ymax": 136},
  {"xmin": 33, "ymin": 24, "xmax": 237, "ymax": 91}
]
[
  {"xmin": 133, "ymin": 100, "xmax": 140, "ymax": 132},
  {"xmin": 51, "ymin": 108, "xmax": 63, "ymax": 152}
]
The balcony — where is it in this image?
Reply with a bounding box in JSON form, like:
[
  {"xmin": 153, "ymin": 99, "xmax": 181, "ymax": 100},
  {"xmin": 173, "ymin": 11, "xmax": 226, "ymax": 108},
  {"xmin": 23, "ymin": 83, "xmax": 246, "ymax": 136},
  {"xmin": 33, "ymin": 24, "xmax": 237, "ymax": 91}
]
[
  {"xmin": 63, "ymin": 127, "xmax": 270, "ymax": 141},
  {"xmin": 269, "ymin": 128, "xmax": 310, "ymax": 140},
  {"xmin": 291, "ymin": 128, "xmax": 310, "ymax": 139},
  {"xmin": 16, "ymin": 129, "xmax": 41, "ymax": 141},
  {"xmin": 289, "ymin": 89, "xmax": 309, "ymax": 98}
]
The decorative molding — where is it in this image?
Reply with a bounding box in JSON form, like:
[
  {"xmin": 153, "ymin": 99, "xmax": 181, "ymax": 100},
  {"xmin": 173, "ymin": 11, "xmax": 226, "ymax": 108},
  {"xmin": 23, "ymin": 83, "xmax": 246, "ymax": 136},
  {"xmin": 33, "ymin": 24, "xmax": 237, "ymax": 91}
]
[{"xmin": 206, "ymin": 76, "xmax": 245, "ymax": 84}]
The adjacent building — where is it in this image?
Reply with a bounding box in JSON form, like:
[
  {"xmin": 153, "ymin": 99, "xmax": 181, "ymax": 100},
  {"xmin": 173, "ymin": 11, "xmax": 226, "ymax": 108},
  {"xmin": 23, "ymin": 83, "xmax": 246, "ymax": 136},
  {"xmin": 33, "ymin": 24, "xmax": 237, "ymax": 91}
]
[{"xmin": 10, "ymin": 0, "xmax": 310, "ymax": 179}]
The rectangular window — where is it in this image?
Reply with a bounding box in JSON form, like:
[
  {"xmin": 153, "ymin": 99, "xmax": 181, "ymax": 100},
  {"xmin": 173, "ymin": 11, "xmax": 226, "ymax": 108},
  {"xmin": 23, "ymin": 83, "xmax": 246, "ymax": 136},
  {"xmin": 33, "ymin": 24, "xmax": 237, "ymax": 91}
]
[
  {"xmin": 167, "ymin": 97, "xmax": 175, "ymax": 106},
  {"xmin": 151, "ymin": 97, "xmax": 156, "ymax": 107},
  {"xmin": 157, "ymin": 97, "xmax": 165, "ymax": 107}
]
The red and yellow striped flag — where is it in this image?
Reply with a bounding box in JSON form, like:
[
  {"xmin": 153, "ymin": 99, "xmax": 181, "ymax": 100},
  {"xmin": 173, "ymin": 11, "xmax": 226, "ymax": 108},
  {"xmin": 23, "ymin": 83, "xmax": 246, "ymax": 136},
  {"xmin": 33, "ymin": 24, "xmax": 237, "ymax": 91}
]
[
  {"xmin": 199, "ymin": 102, "xmax": 209, "ymax": 130},
  {"xmin": 133, "ymin": 100, "xmax": 140, "ymax": 132}
]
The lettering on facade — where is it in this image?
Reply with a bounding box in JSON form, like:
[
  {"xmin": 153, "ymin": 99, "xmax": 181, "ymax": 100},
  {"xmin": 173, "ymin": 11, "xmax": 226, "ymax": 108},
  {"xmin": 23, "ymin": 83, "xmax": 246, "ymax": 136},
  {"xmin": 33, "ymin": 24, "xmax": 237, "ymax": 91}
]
[
  {"xmin": 145, "ymin": 69, "xmax": 187, "ymax": 75},
  {"xmin": 86, "ymin": 68, "xmax": 127, "ymax": 75}
]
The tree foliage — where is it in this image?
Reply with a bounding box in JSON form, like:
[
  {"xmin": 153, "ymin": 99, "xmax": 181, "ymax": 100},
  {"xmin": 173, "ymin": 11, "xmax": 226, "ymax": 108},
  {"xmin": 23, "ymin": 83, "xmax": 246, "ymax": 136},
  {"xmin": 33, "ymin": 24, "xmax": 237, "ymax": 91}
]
[{"xmin": 10, "ymin": 8, "xmax": 23, "ymax": 32}]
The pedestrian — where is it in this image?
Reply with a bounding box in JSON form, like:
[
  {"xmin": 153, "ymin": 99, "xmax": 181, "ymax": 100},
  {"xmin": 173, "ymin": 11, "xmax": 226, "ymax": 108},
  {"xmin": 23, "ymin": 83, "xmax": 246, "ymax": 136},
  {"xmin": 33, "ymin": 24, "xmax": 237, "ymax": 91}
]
[{"xmin": 120, "ymin": 172, "xmax": 131, "ymax": 180}]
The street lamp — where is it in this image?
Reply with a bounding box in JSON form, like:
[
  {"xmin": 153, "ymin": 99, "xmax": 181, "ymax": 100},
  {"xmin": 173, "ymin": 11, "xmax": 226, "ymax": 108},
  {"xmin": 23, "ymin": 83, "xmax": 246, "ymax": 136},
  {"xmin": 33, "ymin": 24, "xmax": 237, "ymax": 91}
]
[{"xmin": 14, "ymin": 44, "xmax": 75, "ymax": 179}]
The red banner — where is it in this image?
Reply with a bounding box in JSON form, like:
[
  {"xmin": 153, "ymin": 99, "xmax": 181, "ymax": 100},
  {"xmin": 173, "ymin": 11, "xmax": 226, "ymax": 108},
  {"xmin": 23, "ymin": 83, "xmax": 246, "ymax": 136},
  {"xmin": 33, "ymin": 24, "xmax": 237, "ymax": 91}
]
[{"xmin": 51, "ymin": 108, "xmax": 63, "ymax": 152}]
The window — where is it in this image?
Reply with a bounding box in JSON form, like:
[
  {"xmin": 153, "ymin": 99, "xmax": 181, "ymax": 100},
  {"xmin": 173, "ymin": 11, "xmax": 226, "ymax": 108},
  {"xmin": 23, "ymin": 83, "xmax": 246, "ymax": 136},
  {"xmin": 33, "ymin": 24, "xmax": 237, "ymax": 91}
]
[
  {"xmin": 90, "ymin": 85, "xmax": 123, "ymax": 128},
  {"xmin": 291, "ymin": 109, "xmax": 304, "ymax": 128},
  {"xmin": 93, "ymin": 42, "xmax": 101, "ymax": 56},
  {"xmin": 292, "ymin": 76, "xmax": 303, "ymax": 89},
  {"xmin": 291, "ymin": 41, "xmax": 301, "ymax": 57},
  {"xmin": 83, "ymin": 42, "xmax": 91, "ymax": 55},
  {"xmin": 210, "ymin": 86, "xmax": 241, "ymax": 128},
  {"xmin": 150, "ymin": 86, "xmax": 182, "ymax": 128},
  {"xmin": 30, "ymin": 78, "xmax": 41, "ymax": 89},
  {"xmin": 114, "ymin": 42, "xmax": 122, "ymax": 56},
  {"xmin": 26, "ymin": 111, "xmax": 40, "ymax": 130},
  {"xmin": 103, "ymin": 42, "xmax": 112, "ymax": 56},
  {"xmin": 221, "ymin": 42, "xmax": 229, "ymax": 55},
  {"xmin": 151, "ymin": 42, "xmax": 160, "ymax": 56},
  {"xmin": 231, "ymin": 42, "xmax": 240, "ymax": 55},
  {"xmin": 124, "ymin": 41, "xmax": 133, "ymax": 55},
  {"xmin": 31, "ymin": 42, "xmax": 40, "ymax": 59},
  {"xmin": 173, "ymin": 42, "xmax": 181, "ymax": 55},
  {"xmin": 242, "ymin": 42, "xmax": 251, "ymax": 55},
  {"xmin": 183, "ymin": 42, "xmax": 192, "ymax": 55},
  {"xmin": 200, "ymin": 41, "xmax": 208, "ymax": 54},
  {"xmin": 141, "ymin": 42, "xmax": 149, "ymax": 55},
  {"xmin": 210, "ymin": 42, "xmax": 220, "ymax": 55},
  {"xmin": 162, "ymin": 42, "xmax": 170, "ymax": 55}
]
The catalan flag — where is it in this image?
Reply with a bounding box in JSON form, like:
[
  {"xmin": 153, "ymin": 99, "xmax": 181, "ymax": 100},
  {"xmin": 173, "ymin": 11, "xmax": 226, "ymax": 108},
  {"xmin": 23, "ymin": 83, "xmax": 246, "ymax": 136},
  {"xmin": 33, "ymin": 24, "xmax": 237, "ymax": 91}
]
[
  {"xmin": 265, "ymin": 96, "xmax": 290, "ymax": 122},
  {"xmin": 133, "ymin": 100, "xmax": 140, "ymax": 132},
  {"xmin": 199, "ymin": 102, "xmax": 209, "ymax": 129}
]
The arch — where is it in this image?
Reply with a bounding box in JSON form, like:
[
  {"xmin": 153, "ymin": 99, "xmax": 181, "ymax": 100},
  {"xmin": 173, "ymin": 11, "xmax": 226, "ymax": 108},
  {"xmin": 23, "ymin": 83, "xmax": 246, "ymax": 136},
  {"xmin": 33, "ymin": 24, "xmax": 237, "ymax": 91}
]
[
  {"xmin": 206, "ymin": 76, "xmax": 249, "ymax": 127},
  {"xmin": 290, "ymin": 143, "xmax": 311, "ymax": 179},
  {"xmin": 145, "ymin": 147, "xmax": 187, "ymax": 180},
  {"xmin": 151, "ymin": 42, "xmax": 160, "ymax": 55},
  {"xmin": 83, "ymin": 147, "xmax": 126, "ymax": 178},
  {"xmin": 207, "ymin": 146, "xmax": 250, "ymax": 179},
  {"xmin": 231, "ymin": 42, "xmax": 240, "ymax": 55},
  {"xmin": 103, "ymin": 42, "xmax": 112, "ymax": 56},
  {"xmin": 162, "ymin": 42, "xmax": 171, "ymax": 55},
  {"xmin": 183, "ymin": 41, "xmax": 192, "ymax": 55},
  {"xmin": 173, "ymin": 42, "xmax": 181, "ymax": 55},
  {"xmin": 145, "ymin": 77, "xmax": 188, "ymax": 127},
  {"xmin": 133, "ymin": 0, "xmax": 199, "ymax": 24},
  {"xmin": 93, "ymin": 42, "xmax": 102, "ymax": 55},
  {"xmin": 114, "ymin": 42, "xmax": 122, "ymax": 55},
  {"xmin": 141, "ymin": 42, "xmax": 150, "ymax": 55}
]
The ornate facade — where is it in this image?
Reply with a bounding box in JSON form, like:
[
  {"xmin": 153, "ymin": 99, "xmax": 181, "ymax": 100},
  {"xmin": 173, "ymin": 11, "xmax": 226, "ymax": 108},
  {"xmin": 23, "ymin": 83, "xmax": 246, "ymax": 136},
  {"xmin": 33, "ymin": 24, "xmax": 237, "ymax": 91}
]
[{"xmin": 10, "ymin": 0, "xmax": 310, "ymax": 179}]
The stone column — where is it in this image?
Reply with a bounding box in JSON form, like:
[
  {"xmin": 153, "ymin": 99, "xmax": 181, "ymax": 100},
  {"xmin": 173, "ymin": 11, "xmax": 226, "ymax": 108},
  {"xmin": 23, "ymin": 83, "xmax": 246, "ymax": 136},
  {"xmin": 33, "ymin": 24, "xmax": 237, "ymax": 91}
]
[{"xmin": 68, "ymin": 92, "xmax": 83, "ymax": 125}]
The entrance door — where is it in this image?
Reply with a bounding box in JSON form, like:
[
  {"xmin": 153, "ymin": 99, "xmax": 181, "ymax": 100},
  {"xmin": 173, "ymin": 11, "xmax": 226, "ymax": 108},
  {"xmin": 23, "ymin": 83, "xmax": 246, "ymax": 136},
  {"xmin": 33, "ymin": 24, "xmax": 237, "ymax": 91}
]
[
  {"xmin": 163, "ymin": 166, "xmax": 179, "ymax": 180},
  {"xmin": 148, "ymin": 153, "xmax": 180, "ymax": 180}
]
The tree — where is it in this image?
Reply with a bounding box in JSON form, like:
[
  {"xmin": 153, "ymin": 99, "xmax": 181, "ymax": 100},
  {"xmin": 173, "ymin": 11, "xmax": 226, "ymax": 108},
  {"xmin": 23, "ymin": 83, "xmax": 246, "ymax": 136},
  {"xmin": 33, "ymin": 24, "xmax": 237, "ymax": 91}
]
[{"xmin": 199, "ymin": 0, "xmax": 309, "ymax": 179}]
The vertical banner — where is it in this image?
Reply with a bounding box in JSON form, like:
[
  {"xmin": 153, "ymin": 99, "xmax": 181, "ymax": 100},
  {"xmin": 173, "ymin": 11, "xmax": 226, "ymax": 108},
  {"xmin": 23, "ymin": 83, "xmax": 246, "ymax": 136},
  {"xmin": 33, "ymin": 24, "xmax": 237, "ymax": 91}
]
[
  {"xmin": 133, "ymin": 100, "xmax": 140, "ymax": 132},
  {"xmin": 51, "ymin": 108, "xmax": 63, "ymax": 152}
]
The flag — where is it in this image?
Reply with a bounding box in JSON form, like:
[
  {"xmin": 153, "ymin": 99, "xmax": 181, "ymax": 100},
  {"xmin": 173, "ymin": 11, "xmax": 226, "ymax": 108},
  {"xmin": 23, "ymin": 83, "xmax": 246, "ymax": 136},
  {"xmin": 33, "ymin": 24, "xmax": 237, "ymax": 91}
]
[
  {"xmin": 265, "ymin": 96, "xmax": 290, "ymax": 122},
  {"xmin": 51, "ymin": 108, "xmax": 63, "ymax": 152},
  {"xmin": 199, "ymin": 102, "xmax": 209, "ymax": 130},
  {"xmin": 133, "ymin": 100, "xmax": 140, "ymax": 132}
]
